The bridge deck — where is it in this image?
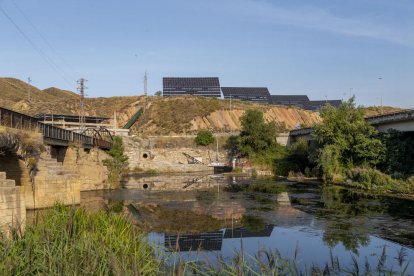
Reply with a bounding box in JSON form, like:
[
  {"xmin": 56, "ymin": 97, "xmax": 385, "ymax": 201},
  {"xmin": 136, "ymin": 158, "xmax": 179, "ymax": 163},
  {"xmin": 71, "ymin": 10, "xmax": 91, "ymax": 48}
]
[{"xmin": 0, "ymin": 107, "xmax": 112, "ymax": 149}]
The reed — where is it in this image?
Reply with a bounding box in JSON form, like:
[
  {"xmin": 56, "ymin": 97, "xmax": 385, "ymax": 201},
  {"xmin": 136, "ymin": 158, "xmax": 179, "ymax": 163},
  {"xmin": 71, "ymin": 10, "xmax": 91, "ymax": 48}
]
[{"xmin": 0, "ymin": 204, "xmax": 160, "ymax": 275}]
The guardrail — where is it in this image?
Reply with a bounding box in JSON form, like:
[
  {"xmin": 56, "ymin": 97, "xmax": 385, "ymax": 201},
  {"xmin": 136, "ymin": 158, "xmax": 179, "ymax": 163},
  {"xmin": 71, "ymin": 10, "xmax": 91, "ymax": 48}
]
[{"xmin": 0, "ymin": 107, "xmax": 112, "ymax": 149}]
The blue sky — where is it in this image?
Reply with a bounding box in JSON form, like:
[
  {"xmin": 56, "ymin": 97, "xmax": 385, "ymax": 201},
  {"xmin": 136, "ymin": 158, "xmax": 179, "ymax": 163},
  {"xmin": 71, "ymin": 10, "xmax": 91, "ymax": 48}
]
[{"xmin": 0, "ymin": 0, "xmax": 413, "ymax": 107}]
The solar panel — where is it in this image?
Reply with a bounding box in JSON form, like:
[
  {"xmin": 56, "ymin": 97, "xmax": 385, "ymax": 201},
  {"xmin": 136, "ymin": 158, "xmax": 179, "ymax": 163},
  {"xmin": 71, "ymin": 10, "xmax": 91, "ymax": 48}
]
[
  {"xmin": 269, "ymin": 95, "xmax": 309, "ymax": 105},
  {"xmin": 221, "ymin": 87, "xmax": 270, "ymax": 103},
  {"xmin": 163, "ymin": 77, "xmax": 221, "ymax": 97}
]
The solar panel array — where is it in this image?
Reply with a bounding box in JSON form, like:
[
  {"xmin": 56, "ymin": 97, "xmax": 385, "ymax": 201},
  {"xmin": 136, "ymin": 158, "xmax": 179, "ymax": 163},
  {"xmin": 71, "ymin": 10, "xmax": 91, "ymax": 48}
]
[
  {"xmin": 221, "ymin": 87, "xmax": 270, "ymax": 103},
  {"xmin": 161, "ymin": 76, "xmax": 341, "ymax": 110},
  {"xmin": 269, "ymin": 95, "xmax": 310, "ymax": 107},
  {"xmin": 163, "ymin": 77, "xmax": 221, "ymax": 97}
]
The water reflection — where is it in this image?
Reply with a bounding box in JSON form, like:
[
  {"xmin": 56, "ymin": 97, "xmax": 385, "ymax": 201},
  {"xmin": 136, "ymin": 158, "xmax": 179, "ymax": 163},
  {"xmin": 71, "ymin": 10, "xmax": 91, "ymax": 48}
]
[{"xmin": 81, "ymin": 173, "xmax": 414, "ymax": 271}]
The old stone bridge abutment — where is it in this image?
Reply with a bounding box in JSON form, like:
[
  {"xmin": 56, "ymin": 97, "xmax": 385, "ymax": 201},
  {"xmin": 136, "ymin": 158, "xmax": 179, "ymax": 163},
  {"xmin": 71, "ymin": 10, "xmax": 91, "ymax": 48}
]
[{"xmin": 0, "ymin": 127, "xmax": 111, "ymax": 234}]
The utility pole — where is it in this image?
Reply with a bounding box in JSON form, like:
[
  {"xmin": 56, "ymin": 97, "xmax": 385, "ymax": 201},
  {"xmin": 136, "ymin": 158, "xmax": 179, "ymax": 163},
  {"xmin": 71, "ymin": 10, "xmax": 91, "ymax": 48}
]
[
  {"xmin": 143, "ymin": 71, "xmax": 148, "ymax": 96},
  {"xmin": 27, "ymin": 77, "xmax": 32, "ymax": 102},
  {"xmin": 77, "ymin": 78, "xmax": 87, "ymax": 131}
]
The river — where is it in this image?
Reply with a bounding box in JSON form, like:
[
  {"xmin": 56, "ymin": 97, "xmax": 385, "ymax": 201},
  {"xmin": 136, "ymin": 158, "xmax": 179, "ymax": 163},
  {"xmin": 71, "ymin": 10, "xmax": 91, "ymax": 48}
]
[{"xmin": 81, "ymin": 173, "xmax": 414, "ymax": 272}]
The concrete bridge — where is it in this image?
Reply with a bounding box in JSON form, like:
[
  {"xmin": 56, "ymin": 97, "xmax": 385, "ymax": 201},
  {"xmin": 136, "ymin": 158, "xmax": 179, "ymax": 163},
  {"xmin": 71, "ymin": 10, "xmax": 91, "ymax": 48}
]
[
  {"xmin": 0, "ymin": 107, "xmax": 112, "ymax": 150},
  {"xmin": 366, "ymin": 109, "xmax": 414, "ymax": 132},
  {"xmin": 288, "ymin": 109, "xmax": 414, "ymax": 145}
]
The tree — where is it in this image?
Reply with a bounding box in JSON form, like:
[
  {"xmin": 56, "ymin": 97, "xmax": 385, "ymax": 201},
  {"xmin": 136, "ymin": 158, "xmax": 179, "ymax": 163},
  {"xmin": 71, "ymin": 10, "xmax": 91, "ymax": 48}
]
[
  {"xmin": 194, "ymin": 131, "xmax": 215, "ymax": 146},
  {"xmin": 154, "ymin": 91, "xmax": 162, "ymax": 96},
  {"xmin": 314, "ymin": 97, "xmax": 385, "ymax": 180},
  {"xmin": 238, "ymin": 109, "xmax": 277, "ymax": 156},
  {"xmin": 103, "ymin": 136, "xmax": 129, "ymax": 187}
]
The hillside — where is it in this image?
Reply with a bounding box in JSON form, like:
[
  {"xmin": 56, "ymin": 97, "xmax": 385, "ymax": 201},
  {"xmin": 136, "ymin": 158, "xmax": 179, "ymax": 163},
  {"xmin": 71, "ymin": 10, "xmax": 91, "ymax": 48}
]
[{"xmin": 0, "ymin": 78, "xmax": 324, "ymax": 135}]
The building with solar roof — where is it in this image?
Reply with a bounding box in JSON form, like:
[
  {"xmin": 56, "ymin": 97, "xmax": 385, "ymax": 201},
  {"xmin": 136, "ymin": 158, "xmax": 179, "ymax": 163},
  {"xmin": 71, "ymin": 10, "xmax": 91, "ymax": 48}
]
[
  {"xmin": 162, "ymin": 77, "xmax": 221, "ymax": 97},
  {"xmin": 221, "ymin": 87, "xmax": 270, "ymax": 103},
  {"xmin": 269, "ymin": 95, "xmax": 341, "ymax": 111},
  {"xmin": 268, "ymin": 95, "xmax": 310, "ymax": 108}
]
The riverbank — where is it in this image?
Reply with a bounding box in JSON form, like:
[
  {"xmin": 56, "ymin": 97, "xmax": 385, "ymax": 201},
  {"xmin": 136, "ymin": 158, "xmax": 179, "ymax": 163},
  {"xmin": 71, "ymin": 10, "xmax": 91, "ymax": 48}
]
[{"xmin": 289, "ymin": 176, "xmax": 414, "ymax": 201}]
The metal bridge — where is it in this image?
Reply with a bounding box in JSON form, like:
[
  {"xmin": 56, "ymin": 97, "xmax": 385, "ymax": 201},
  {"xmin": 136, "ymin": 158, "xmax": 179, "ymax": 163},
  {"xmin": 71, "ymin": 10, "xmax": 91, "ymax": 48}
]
[{"xmin": 0, "ymin": 107, "xmax": 112, "ymax": 150}]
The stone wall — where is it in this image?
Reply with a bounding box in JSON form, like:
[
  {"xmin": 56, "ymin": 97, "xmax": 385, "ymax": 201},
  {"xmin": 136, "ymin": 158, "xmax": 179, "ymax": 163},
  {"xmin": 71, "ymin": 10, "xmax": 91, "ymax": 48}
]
[
  {"xmin": 24, "ymin": 146, "xmax": 110, "ymax": 210},
  {"xmin": 62, "ymin": 147, "xmax": 110, "ymax": 191},
  {"xmin": 0, "ymin": 172, "xmax": 26, "ymax": 235},
  {"xmin": 25, "ymin": 152, "xmax": 81, "ymax": 209},
  {"xmin": 124, "ymin": 136, "xmax": 222, "ymax": 173}
]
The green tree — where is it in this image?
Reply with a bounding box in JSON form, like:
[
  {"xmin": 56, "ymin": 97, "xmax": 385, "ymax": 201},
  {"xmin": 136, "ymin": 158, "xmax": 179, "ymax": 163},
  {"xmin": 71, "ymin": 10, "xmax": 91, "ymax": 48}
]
[
  {"xmin": 103, "ymin": 136, "xmax": 128, "ymax": 187},
  {"xmin": 314, "ymin": 97, "xmax": 385, "ymax": 181},
  {"xmin": 194, "ymin": 130, "xmax": 215, "ymax": 146},
  {"xmin": 239, "ymin": 109, "xmax": 277, "ymax": 156}
]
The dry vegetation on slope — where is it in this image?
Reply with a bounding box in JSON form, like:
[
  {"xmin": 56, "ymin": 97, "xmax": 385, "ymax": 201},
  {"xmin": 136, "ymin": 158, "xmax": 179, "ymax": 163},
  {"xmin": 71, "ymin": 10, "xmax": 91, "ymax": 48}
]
[
  {"xmin": 4, "ymin": 77, "xmax": 400, "ymax": 136},
  {"xmin": 0, "ymin": 78, "xmax": 323, "ymax": 135}
]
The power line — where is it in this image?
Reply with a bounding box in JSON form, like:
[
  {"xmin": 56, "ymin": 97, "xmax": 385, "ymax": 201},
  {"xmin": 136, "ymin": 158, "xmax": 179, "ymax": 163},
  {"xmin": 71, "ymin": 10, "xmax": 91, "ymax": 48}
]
[
  {"xmin": 0, "ymin": 4, "xmax": 74, "ymax": 85},
  {"xmin": 10, "ymin": 0, "xmax": 79, "ymax": 81}
]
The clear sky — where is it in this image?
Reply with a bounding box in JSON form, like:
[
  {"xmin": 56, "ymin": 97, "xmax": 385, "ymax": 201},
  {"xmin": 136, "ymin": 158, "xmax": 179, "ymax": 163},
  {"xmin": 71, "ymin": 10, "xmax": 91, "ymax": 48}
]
[{"xmin": 0, "ymin": 0, "xmax": 413, "ymax": 107}]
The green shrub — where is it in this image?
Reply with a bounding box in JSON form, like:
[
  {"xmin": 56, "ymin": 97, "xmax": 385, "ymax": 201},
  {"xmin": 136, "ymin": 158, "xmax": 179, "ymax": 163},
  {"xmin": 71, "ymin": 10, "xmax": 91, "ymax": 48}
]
[
  {"xmin": 194, "ymin": 130, "xmax": 215, "ymax": 146},
  {"xmin": 347, "ymin": 167, "xmax": 397, "ymax": 192},
  {"xmin": 103, "ymin": 136, "xmax": 129, "ymax": 188}
]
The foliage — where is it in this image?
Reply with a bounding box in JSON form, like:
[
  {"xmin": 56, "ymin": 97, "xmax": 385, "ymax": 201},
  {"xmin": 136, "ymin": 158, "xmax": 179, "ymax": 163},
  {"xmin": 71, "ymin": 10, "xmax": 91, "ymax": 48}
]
[
  {"xmin": 250, "ymin": 143, "xmax": 286, "ymax": 167},
  {"xmin": 378, "ymin": 130, "xmax": 414, "ymax": 178},
  {"xmin": 346, "ymin": 167, "xmax": 414, "ymax": 193},
  {"xmin": 0, "ymin": 205, "xmax": 160, "ymax": 275},
  {"xmin": 154, "ymin": 90, "xmax": 162, "ymax": 96},
  {"xmin": 194, "ymin": 130, "xmax": 215, "ymax": 146},
  {"xmin": 318, "ymin": 145, "xmax": 344, "ymax": 183},
  {"xmin": 314, "ymin": 97, "xmax": 385, "ymax": 182},
  {"xmin": 273, "ymin": 138, "xmax": 316, "ymax": 176},
  {"xmin": 238, "ymin": 109, "xmax": 278, "ymax": 156},
  {"xmin": 103, "ymin": 136, "xmax": 129, "ymax": 187}
]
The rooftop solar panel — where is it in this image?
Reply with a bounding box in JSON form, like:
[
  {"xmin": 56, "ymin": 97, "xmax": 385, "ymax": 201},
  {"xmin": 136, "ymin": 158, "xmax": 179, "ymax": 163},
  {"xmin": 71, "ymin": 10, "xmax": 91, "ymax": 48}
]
[
  {"xmin": 163, "ymin": 77, "xmax": 221, "ymax": 97},
  {"xmin": 221, "ymin": 87, "xmax": 270, "ymax": 103},
  {"xmin": 269, "ymin": 95, "xmax": 309, "ymax": 104}
]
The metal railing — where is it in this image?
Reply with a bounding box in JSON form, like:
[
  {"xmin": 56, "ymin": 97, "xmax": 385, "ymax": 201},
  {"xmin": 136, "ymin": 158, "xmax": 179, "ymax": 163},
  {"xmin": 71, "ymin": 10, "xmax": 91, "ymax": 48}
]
[{"xmin": 0, "ymin": 107, "xmax": 112, "ymax": 149}]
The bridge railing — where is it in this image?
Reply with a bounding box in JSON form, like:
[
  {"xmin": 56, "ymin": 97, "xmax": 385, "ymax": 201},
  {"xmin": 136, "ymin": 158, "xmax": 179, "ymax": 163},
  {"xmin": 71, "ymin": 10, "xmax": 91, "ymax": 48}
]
[
  {"xmin": 0, "ymin": 107, "xmax": 39, "ymax": 131},
  {"xmin": 0, "ymin": 107, "xmax": 112, "ymax": 149}
]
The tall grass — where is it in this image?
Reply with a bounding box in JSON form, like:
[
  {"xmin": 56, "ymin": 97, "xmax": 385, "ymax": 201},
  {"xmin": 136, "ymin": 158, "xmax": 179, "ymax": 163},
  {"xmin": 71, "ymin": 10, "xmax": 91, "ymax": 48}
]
[
  {"xmin": 0, "ymin": 205, "xmax": 160, "ymax": 275},
  {"xmin": 1, "ymin": 205, "xmax": 411, "ymax": 275}
]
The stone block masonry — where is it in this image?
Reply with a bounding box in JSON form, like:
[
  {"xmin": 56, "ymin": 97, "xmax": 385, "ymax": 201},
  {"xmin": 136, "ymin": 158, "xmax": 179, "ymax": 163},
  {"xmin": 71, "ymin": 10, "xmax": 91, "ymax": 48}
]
[
  {"xmin": 24, "ymin": 147, "xmax": 111, "ymax": 209},
  {"xmin": 0, "ymin": 172, "xmax": 26, "ymax": 235}
]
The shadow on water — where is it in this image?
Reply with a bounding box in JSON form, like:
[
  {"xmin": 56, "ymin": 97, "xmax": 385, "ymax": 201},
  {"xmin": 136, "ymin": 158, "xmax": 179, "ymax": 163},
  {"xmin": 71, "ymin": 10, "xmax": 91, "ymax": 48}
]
[{"xmin": 80, "ymin": 173, "xmax": 414, "ymax": 271}]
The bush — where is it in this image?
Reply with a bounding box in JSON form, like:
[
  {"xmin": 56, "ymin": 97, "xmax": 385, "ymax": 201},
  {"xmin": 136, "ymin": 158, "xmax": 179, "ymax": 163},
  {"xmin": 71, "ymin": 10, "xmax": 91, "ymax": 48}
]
[
  {"xmin": 103, "ymin": 136, "xmax": 129, "ymax": 187},
  {"xmin": 194, "ymin": 131, "xmax": 215, "ymax": 146},
  {"xmin": 347, "ymin": 167, "xmax": 398, "ymax": 192}
]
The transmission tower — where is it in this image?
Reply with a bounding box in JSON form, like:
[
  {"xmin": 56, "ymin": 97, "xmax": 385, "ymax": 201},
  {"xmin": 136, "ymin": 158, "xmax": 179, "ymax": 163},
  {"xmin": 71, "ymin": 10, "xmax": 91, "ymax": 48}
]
[
  {"xmin": 27, "ymin": 77, "xmax": 32, "ymax": 101},
  {"xmin": 77, "ymin": 78, "xmax": 87, "ymax": 131},
  {"xmin": 143, "ymin": 71, "xmax": 148, "ymax": 96}
]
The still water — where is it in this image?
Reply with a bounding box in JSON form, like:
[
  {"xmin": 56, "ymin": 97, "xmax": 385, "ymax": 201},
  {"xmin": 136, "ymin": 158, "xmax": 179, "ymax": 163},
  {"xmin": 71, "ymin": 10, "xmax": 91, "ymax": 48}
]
[{"xmin": 82, "ymin": 173, "xmax": 414, "ymax": 272}]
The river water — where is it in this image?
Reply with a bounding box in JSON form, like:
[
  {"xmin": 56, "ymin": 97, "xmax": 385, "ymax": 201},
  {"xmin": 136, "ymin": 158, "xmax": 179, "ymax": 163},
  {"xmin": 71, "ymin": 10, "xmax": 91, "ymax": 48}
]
[{"xmin": 81, "ymin": 173, "xmax": 414, "ymax": 272}]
